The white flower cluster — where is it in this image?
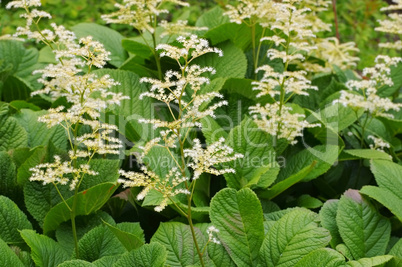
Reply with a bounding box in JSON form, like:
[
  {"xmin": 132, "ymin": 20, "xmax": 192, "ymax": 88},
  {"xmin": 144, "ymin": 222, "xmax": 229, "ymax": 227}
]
[
  {"xmin": 8, "ymin": 2, "xmax": 129, "ymax": 190},
  {"xmin": 250, "ymin": 103, "xmax": 320, "ymax": 145},
  {"xmin": 184, "ymin": 138, "xmax": 244, "ymax": 180},
  {"xmin": 334, "ymin": 56, "xmax": 402, "ymax": 118},
  {"xmin": 376, "ymin": 0, "xmax": 402, "ymax": 50},
  {"xmin": 118, "ymin": 167, "xmax": 189, "ymax": 212},
  {"xmin": 206, "ymin": 225, "xmax": 221, "ymax": 245},
  {"xmin": 368, "ymin": 135, "xmax": 390, "ymax": 152},
  {"xmin": 159, "ymin": 20, "xmax": 208, "ymax": 38},
  {"xmin": 29, "ymin": 156, "xmax": 98, "ymax": 191},
  {"xmin": 102, "ymin": 0, "xmax": 189, "ymax": 34}
]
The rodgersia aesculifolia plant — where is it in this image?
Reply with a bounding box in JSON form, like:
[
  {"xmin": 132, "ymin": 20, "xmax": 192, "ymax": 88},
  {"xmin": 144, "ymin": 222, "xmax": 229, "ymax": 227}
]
[{"xmin": 7, "ymin": 0, "xmax": 129, "ymax": 257}]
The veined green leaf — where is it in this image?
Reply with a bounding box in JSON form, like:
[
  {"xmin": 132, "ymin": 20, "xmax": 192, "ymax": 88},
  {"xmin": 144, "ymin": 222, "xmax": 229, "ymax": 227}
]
[
  {"xmin": 347, "ymin": 255, "xmax": 393, "ymax": 267},
  {"xmin": 103, "ymin": 221, "xmax": 145, "ymax": 251},
  {"xmin": 0, "ymin": 115, "xmax": 28, "ymax": 151},
  {"xmin": 386, "ymin": 238, "xmax": 402, "ymax": 267},
  {"xmin": 0, "ymin": 238, "xmax": 24, "ymax": 267},
  {"xmin": 259, "ymin": 208, "xmax": 331, "ymax": 267},
  {"xmin": 0, "ymin": 196, "xmax": 32, "ymax": 244},
  {"xmin": 77, "ymin": 225, "xmax": 126, "ymax": 262},
  {"xmin": 20, "ymin": 229, "xmax": 70, "ymax": 267},
  {"xmin": 336, "ymin": 189, "xmax": 391, "ymax": 259},
  {"xmin": 151, "ymin": 222, "xmax": 207, "ymax": 267},
  {"xmin": 58, "ymin": 260, "xmax": 94, "ymax": 267},
  {"xmin": 210, "ymin": 188, "xmax": 264, "ymax": 266},
  {"xmin": 320, "ymin": 200, "xmax": 342, "ymax": 248},
  {"xmin": 0, "ymin": 151, "xmax": 18, "ymax": 198},
  {"xmin": 43, "ymin": 183, "xmax": 117, "ymax": 234},
  {"xmin": 343, "ymin": 149, "xmax": 391, "ymax": 161},
  {"xmin": 113, "ymin": 243, "xmax": 167, "ymax": 267},
  {"xmin": 294, "ymin": 248, "xmax": 346, "ymax": 267}
]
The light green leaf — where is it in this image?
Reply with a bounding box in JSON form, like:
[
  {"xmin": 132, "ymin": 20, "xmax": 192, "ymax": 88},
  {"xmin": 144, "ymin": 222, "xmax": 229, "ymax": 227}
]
[
  {"xmin": 43, "ymin": 183, "xmax": 118, "ymax": 234},
  {"xmin": 104, "ymin": 221, "xmax": 145, "ymax": 251},
  {"xmin": 320, "ymin": 200, "xmax": 342, "ymax": 248},
  {"xmin": 77, "ymin": 225, "xmax": 126, "ymax": 262},
  {"xmin": 210, "ymin": 188, "xmax": 264, "ymax": 266},
  {"xmin": 0, "ymin": 115, "xmax": 28, "ymax": 151},
  {"xmin": 277, "ymin": 145, "xmax": 340, "ymax": 182},
  {"xmin": 296, "ymin": 194, "xmax": 323, "ymax": 209},
  {"xmin": 20, "ymin": 229, "xmax": 70, "ymax": 267},
  {"xmin": 344, "ymin": 149, "xmax": 391, "ymax": 161},
  {"xmin": 72, "ymin": 23, "xmax": 128, "ymax": 67},
  {"xmin": 79, "ymin": 159, "xmax": 120, "ymax": 189},
  {"xmin": 0, "ymin": 238, "xmax": 24, "ymax": 267},
  {"xmin": 122, "ymin": 39, "xmax": 152, "ymax": 59},
  {"xmin": 0, "ymin": 196, "xmax": 32, "ymax": 244},
  {"xmin": 2, "ymin": 75, "xmax": 31, "ymax": 101},
  {"xmin": 14, "ymin": 109, "xmax": 67, "ymax": 149},
  {"xmin": 223, "ymin": 117, "xmax": 277, "ymax": 189},
  {"xmin": 58, "ymin": 260, "xmax": 95, "ymax": 267},
  {"xmin": 337, "ymin": 189, "xmax": 391, "ymax": 259},
  {"xmin": 93, "ymin": 255, "xmax": 120, "ymax": 267},
  {"xmin": 151, "ymin": 222, "xmax": 207, "ymax": 267},
  {"xmin": 0, "ymin": 40, "xmax": 25, "ymax": 74},
  {"xmin": 347, "ymin": 255, "xmax": 393, "ymax": 267},
  {"xmin": 194, "ymin": 41, "xmax": 247, "ymax": 79},
  {"xmin": 260, "ymin": 208, "xmax": 331, "ymax": 267},
  {"xmin": 196, "ymin": 6, "xmax": 229, "ymax": 29},
  {"xmin": 113, "ymin": 243, "xmax": 167, "ymax": 267},
  {"xmin": 201, "ymin": 116, "xmax": 228, "ymax": 144},
  {"xmin": 360, "ymin": 160, "xmax": 402, "ymax": 221},
  {"xmin": 294, "ymin": 248, "xmax": 346, "ymax": 267},
  {"xmin": 17, "ymin": 146, "xmax": 47, "ymax": 185}
]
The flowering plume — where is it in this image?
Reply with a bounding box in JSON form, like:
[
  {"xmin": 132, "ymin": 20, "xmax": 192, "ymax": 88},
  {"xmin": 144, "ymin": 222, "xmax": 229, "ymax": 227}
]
[
  {"xmin": 9, "ymin": 1, "xmax": 129, "ymax": 190},
  {"xmin": 117, "ymin": 35, "xmax": 242, "ymax": 211},
  {"xmin": 376, "ymin": 0, "xmax": 402, "ymax": 50}
]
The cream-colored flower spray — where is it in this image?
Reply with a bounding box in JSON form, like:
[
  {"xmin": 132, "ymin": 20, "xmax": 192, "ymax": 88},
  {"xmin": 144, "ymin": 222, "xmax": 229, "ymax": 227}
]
[
  {"xmin": 7, "ymin": 0, "xmax": 129, "ymax": 257},
  {"xmin": 118, "ymin": 35, "xmax": 242, "ymax": 266},
  {"xmin": 102, "ymin": 0, "xmax": 207, "ymax": 80},
  {"xmin": 333, "ymin": 0, "xmax": 402, "ymax": 150}
]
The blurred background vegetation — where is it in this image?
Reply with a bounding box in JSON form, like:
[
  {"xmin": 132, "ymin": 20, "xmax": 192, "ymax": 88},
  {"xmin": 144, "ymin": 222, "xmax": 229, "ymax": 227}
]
[{"xmin": 0, "ymin": 0, "xmax": 398, "ymax": 70}]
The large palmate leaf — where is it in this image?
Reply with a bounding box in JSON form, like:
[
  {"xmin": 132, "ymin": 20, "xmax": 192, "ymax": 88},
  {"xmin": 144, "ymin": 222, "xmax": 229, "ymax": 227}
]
[
  {"xmin": 336, "ymin": 189, "xmax": 391, "ymax": 260},
  {"xmin": 259, "ymin": 208, "xmax": 331, "ymax": 267},
  {"xmin": 77, "ymin": 225, "xmax": 126, "ymax": 262},
  {"xmin": 72, "ymin": 23, "xmax": 128, "ymax": 68},
  {"xmin": 20, "ymin": 229, "xmax": 70, "ymax": 267},
  {"xmin": 210, "ymin": 188, "xmax": 264, "ymax": 266},
  {"xmin": 0, "ymin": 238, "xmax": 24, "ymax": 267},
  {"xmin": 151, "ymin": 222, "xmax": 207, "ymax": 267},
  {"xmin": 360, "ymin": 160, "xmax": 402, "ymax": 222},
  {"xmin": 0, "ymin": 196, "xmax": 32, "ymax": 244},
  {"xmin": 43, "ymin": 183, "xmax": 117, "ymax": 234},
  {"xmin": 223, "ymin": 117, "xmax": 277, "ymax": 189},
  {"xmin": 113, "ymin": 243, "xmax": 167, "ymax": 267}
]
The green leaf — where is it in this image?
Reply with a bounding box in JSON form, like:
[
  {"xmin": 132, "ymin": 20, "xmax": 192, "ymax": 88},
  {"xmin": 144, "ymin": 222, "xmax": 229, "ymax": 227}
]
[
  {"xmin": 17, "ymin": 146, "xmax": 47, "ymax": 185},
  {"xmin": 320, "ymin": 200, "xmax": 342, "ymax": 248},
  {"xmin": 387, "ymin": 238, "xmax": 402, "ymax": 267},
  {"xmin": 0, "ymin": 115, "xmax": 28, "ymax": 151},
  {"xmin": 201, "ymin": 117, "xmax": 228, "ymax": 144},
  {"xmin": 259, "ymin": 162, "xmax": 316, "ymax": 200},
  {"xmin": 196, "ymin": 6, "xmax": 229, "ymax": 29},
  {"xmin": 113, "ymin": 243, "xmax": 167, "ymax": 267},
  {"xmin": 0, "ymin": 40, "xmax": 26, "ymax": 75},
  {"xmin": 0, "ymin": 196, "xmax": 32, "ymax": 244},
  {"xmin": 294, "ymin": 248, "xmax": 346, "ymax": 267},
  {"xmin": 0, "ymin": 151, "xmax": 18, "ymax": 198},
  {"xmin": 104, "ymin": 221, "xmax": 145, "ymax": 251},
  {"xmin": 259, "ymin": 208, "xmax": 331, "ymax": 267},
  {"xmin": 43, "ymin": 182, "xmax": 118, "ymax": 234},
  {"xmin": 194, "ymin": 41, "xmax": 247, "ymax": 79},
  {"xmin": 94, "ymin": 69, "xmax": 153, "ymax": 142},
  {"xmin": 122, "ymin": 39, "xmax": 153, "ymax": 59},
  {"xmin": 277, "ymin": 145, "xmax": 340, "ymax": 183},
  {"xmin": 93, "ymin": 255, "xmax": 120, "ymax": 267},
  {"xmin": 210, "ymin": 188, "xmax": 264, "ymax": 266},
  {"xmin": 343, "ymin": 149, "xmax": 391, "ymax": 161},
  {"xmin": 151, "ymin": 222, "xmax": 207, "ymax": 267},
  {"xmin": 58, "ymin": 260, "xmax": 95, "ymax": 267},
  {"xmin": 2, "ymin": 75, "xmax": 31, "ymax": 101},
  {"xmin": 223, "ymin": 117, "xmax": 277, "ymax": 189},
  {"xmin": 14, "ymin": 109, "xmax": 67, "ymax": 149},
  {"xmin": 336, "ymin": 189, "xmax": 391, "ymax": 259},
  {"xmin": 72, "ymin": 23, "xmax": 128, "ymax": 67},
  {"xmin": 20, "ymin": 229, "xmax": 70, "ymax": 267},
  {"xmin": 360, "ymin": 160, "xmax": 402, "ymax": 222},
  {"xmin": 77, "ymin": 225, "xmax": 126, "ymax": 262},
  {"xmin": 79, "ymin": 159, "xmax": 120, "ymax": 189},
  {"xmin": 0, "ymin": 238, "xmax": 24, "ymax": 267},
  {"xmin": 296, "ymin": 194, "xmax": 323, "ymax": 209},
  {"xmin": 347, "ymin": 255, "xmax": 393, "ymax": 267}
]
